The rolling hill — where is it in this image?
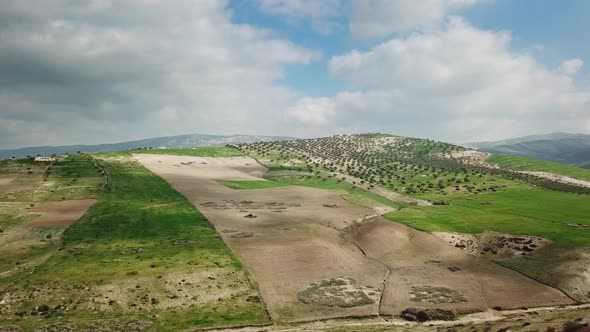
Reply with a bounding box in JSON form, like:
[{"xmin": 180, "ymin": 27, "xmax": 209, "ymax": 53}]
[
  {"xmin": 466, "ymin": 132, "xmax": 590, "ymax": 168},
  {"xmin": 0, "ymin": 133, "xmax": 295, "ymax": 160},
  {"xmin": 1, "ymin": 133, "xmax": 590, "ymax": 330}
]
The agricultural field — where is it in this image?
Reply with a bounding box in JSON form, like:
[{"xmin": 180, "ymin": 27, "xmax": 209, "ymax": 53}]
[
  {"xmin": 234, "ymin": 135, "xmax": 590, "ymax": 306},
  {"xmin": 0, "ymin": 151, "xmax": 268, "ymax": 331},
  {"xmin": 134, "ymin": 147, "xmax": 572, "ymax": 325},
  {"xmin": 0, "ymin": 155, "xmax": 104, "ymax": 282},
  {"xmin": 1, "ymin": 135, "xmax": 589, "ymax": 332}
]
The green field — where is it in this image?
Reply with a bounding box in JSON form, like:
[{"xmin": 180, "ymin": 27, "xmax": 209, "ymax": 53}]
[
  {"xmin": 488, "ymin": 154, "xmax": 590, "ymax": 181},
  {"xmin": 0, "ymin": 155, "xmax": 105, "ymax": 202},
  {"xmin": 386, "ymin": 182, "xmax": 590, "ymax": 247},
  {"xmin": 0, "ymin": 155, "xmax": 269, "ymax": 331}
]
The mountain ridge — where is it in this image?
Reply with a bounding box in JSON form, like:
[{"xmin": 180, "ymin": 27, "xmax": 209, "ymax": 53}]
[
  {"xmin": 466, "ymin": 132, "xmax": 590, "ymax": 168},
  {"xmin": 0, "ymin": 133, "xmax": 295, "ymax": 160}
]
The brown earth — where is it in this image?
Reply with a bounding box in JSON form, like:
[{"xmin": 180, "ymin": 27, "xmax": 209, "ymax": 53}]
[
  {"xmin": 134, "ymin": 154, "xmax": 386, "ymax": 322},
  {"xmin": 0, "ymin": 177, "xmax": 35, "ymax": 194},
  {"xmin": 134, "ymin": 154, "xmax": 574, "ymax": 323},
  {"xmin": 28, "ymin": 199, "xmax": 96, "ymax": 227},
  {"xmin": 349, "ymin": 219, "xmax": 573, "ymax": 315}
]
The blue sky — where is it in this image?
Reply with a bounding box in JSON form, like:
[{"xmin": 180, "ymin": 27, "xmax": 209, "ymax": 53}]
[
  {"xmin": 231, "ymin": 0, "xmax": 590, "ymax": 96},
  {"xmin": 0, "ymin": 0, "xmax": 589, "ymax": 148}
]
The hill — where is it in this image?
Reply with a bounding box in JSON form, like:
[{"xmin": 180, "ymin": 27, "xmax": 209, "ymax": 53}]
[
  {"xmin": 1, "ymin": 134, "xmax": 589, "ymax": 330},
  {"xmin": 0, "ymin": 133, "xmax": 294, "ymax": 160},
  {"xmin": 466, "ymin": 132, "xmax": 590, "ymax": 168}
]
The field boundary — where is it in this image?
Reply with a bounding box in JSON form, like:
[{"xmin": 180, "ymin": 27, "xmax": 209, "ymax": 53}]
[{"xmin": 492, "ymin": 259, "xmax": 582, "ymax": 303}]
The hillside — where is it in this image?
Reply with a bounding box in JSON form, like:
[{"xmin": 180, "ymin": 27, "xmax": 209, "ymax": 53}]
[
  {"xmin": 1, "ymin": 134, "xmax": 589, "ymax": 331},
  {"xmin": 467, "ymin": 133, "xmax": 590, "ymax": 168},
  {"xmin": 0, "ymin": 134, "xmax": 294, "ymax": 160}
]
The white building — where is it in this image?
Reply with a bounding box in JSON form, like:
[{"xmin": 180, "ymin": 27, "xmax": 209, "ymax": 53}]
[{"xmin": 34, "ymin": 156, "xmax": 55, "ymax": 162}]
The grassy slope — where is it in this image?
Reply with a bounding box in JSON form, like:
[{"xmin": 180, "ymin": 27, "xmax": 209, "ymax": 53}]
[
  {"xmin": 0, "ymin": 156, "xmax": 105, "ymax": 275},
  {"xmin": 487, "ymin": 154, "xmax": 590, "ymax": 181},
  {"xmin": 1, "ymin": 152, "xmax": 268, "ymax": 330},
  {"xmin": 385, "ymin": 181, "xmax": 590, "ymax": 247},
  {"xmin": 0, "ymin": 156, "xmax": 104, "ymax": 202}
]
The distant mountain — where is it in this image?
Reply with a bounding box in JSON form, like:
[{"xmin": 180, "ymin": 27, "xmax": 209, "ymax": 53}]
[
  {"xmin": 0, "ymin": 134, "xmax": 295, "ymax": 160},
  {"xmin": 466, "ymin": 133, "xmax": 590, "ymax": 168}
]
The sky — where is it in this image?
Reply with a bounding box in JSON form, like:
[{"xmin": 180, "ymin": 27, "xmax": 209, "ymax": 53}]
[{"xmin": 0, "ymin": 0, "xmax": 589, "ymax": 149}]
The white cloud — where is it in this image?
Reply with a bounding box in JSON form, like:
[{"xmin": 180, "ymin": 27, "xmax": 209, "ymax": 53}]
[
  {"xmin": 256, "ymin": 0, "xmax": 343, "ymax": 35},
  {"xmin": 559, "ymin": 58, "xmax": 584, "ymax": 76},
  {"xmin": 350, "ymin": 0, "xmax": 481, "ymax": 39},
  {"xmin": 0, "ymin": 0, "xmax": 314, "ymax": 148},
  {"xmin": 285, "ymin": 97, "xmax": 336, "ymax": 126},
  {"xmin": 286, "ymin": 18, "xmax": 590, "ymax": 141}
]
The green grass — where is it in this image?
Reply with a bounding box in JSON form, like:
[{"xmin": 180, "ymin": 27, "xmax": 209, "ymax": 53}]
[
  {"xmin": 386, "ymin": 182, "xmax": 590, "ymax": 247},
  {"xmin": 216, "ymin": 174, "xmax": 343, "ymax": 191},
  {"xmin": 131, "ymin": 146, "xmax": 243, "ymax": 158},
  {"xmin": 0, "ymin": 156, "xmax": 106, "ymax": 279},
  {"xmin": 488, "ymin": 154, "xmax": 590, "ymax": 181},
  {"xmin": 0, "ymin": 155, "xmax": 105, "ymax": 202},
  {"xmin": 217, "ymin": 172, "xmax": 402, "ymax": 209},
  {"xmin": 216, "ymin": 179, "xmax": 286, "ymax": 190},
  {"xmin": 2, "ymin": 155, "xmax": 269, "ymax": 330}
]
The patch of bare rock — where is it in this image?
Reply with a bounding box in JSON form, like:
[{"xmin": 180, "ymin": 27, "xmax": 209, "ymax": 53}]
[{"xmin": 433, "ymin": 231, "xmax": 551, "ymax": 257}]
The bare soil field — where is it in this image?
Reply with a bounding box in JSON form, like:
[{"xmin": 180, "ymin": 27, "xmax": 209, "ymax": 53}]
[
  {"xmin": 134, "ymin": 154, "xmax": 386, "ymax": 322},
  {"xmin": 28, "ymin": 199, "xmax": 96, "ymax": 227},
  {"xmin": 349, "ymin": 219, "xmax": 572, "ymax": 315},
  {"xmin": 134, "ymin": 154, "xmax": 574, "ymax": 323},
  {"xmin": 0, "ymin": 178, "xmax": 15, "ymax": 186},
  {"xmin": 0, "ymin": 177, "xmax": 35, "ymax": 194}
]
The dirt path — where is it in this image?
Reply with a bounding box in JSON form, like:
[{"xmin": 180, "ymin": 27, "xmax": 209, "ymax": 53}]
[
  {"xmin": 517, "ymin": 170, "xmax": 590, "ymax": 189},
  {"xmin": 196, "ymin": 303, "xmax": 590, "ymax": 332}
]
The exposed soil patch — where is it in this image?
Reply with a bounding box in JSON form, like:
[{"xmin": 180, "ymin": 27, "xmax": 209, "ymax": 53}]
[
  {"xmin": 231, "ymin": 232, "xmax": 255, "ymax": 238},
  {"xmin": 433, "ymin": 232, "xmax": 551, "ymax": 257},
  {"xmin": 297, "ymin": 277, "xmax": 377, "ymax": 308},
  {"xmin": 349, "ymin": 218, "xmax": 572, "ymax": 315},
  {"xmin": 0, "ymin": 269, "xmax": 254, "ymax": 317},
  {"xmin": 28, "ymin": 199, "xmax": 96, "ymax": 227},
  {"xmin": 410, "ymin": 286, "xmax": 467, "ymax": 304},
  {"xmin": 518, "ymin": 171, "xmax": 590, "ymax": 189},
  {"xmin": 0, "ymin": 178, "xmax": 15, "ymax": 185},
  {"xmin": 0, "ymin": 177, "xmax": 36, "ymax": 193},
  {"xmin": 201, "ymin": 200, "xmax": 301, "ymax": 211}
]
